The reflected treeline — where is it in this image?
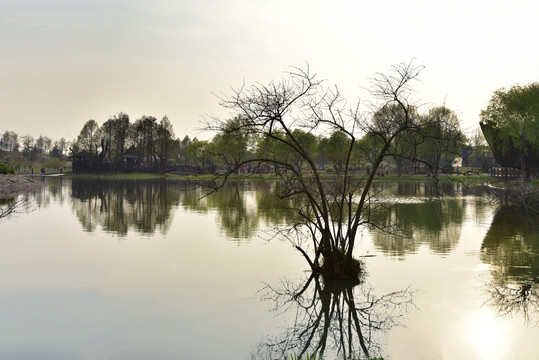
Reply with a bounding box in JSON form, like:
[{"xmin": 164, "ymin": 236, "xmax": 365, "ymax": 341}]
[
  {"xmin": 69, "ymin": 179, "xmax": 297, "ymax": 239},
  {"xmin": 31, "ymin": 179, "xmax": 489, "ymax": 247},
  {"xmin": 40, "ymin": 176, "xmax": 67, "ymax": 206},
  {"xmin": 370, "ymin": 182, "xmax": 475, "ymax": 257},
  {"xmin": 22, "ymin": 176, "xmax": 66, "ymax": 209},
  {"xmin": 379, "ymin": 181, "xmax": 484, "ymax": 198},
  {"xmin": 179, "ymin": 181, "xmax": 262, "ymax": 239},
  {"xmin": 2, "ymin": 176, "xmax": 68, "ymax": 213},
  {"xmin": 253, "ymin": 275, "xmax": 415, "ymax": 360},
  {"xmin": 70, "ymin": 179, "xmax": 187, "ymax": 236},
  {"xmin": 179, "ymin": 181, "xmax": 297, "ymax": 239},
  {"xmin": 481, "ymin": 208, "xmax": 539, "ymax": 325},
  {"xmin": 481, "ymin": 209, "xmax": 539, "ymax": 281}
]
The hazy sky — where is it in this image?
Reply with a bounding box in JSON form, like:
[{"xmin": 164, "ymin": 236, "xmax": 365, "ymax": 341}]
[{"xmin": 1, "ymin": 0, "xmax": 538, "ymax": 141}]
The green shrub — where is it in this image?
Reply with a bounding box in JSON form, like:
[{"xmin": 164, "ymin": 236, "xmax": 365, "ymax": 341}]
[{"xmin": 0, "ymin": 164, "xmax": 15, "ymax": 174}]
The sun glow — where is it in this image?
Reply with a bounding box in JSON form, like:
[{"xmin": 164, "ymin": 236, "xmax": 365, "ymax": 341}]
[{"xmin": 465, "ymin": 310, "xmax": 506, "ymax": 360}]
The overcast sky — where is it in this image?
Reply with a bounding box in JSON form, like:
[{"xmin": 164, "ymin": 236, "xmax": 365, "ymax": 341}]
[{"xmin": 1, "ymin": 0, "xmax": 538, "ymax": 141}]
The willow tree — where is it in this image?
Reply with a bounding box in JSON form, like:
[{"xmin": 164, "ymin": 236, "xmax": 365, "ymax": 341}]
[
  {"xmin": 480, "ymin": 83, "xmax": 539, "ymax": 179},
  {"xmin": 207, "ymin": 62, "xmax": 458, "ymax": 279}
]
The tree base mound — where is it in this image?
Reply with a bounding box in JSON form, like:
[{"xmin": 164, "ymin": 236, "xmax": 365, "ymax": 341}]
[{"xmin": 318, "ymin": 251, "xmax": 362, "ymax": 280}]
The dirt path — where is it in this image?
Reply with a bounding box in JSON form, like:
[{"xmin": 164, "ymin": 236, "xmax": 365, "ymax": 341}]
[{"xmin": 0, "ymin": 174, "xmax": 45, "ymax": 200}]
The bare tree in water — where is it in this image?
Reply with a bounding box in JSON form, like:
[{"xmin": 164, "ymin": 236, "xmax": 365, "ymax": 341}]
[{"xmin": 206, "ymin": 61, "xmax": 463, "ymax": 279}]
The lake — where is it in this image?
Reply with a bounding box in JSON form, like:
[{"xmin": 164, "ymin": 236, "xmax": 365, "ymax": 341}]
[{"xmin": 1, "ymin": 177, "xmax": 538, "ymax": 360}]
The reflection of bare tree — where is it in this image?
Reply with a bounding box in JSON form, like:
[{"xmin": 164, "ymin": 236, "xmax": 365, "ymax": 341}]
[
  {"xmin": 254, "ymin": 275, "xmax": 415, "ymax": 360},
  {"xmin": 0, "ymin": 177, "xmax": 69, "ymax": 221},
  {"xmin": 484, "ymin": 270, "xmax": 539, "ymax": 326},
  {"xmin": 0, "ymin": 196, "xmax": 31, "ymax": 220}
]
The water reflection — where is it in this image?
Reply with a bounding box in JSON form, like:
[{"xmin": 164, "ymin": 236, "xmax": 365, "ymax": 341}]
[
  {"xmin": 481, "ymin": 208, "xmax": 539, "ymax": 325},
  {"xmin": 370, "ymin": 186, "xmax": 467, "ymax": 258},
  {"xmin": 254, "ymin": 275, "xmax": 415, "ymax": 359},
  {"xmin": 379, "ymin": 181, "xmax": 484, "ymax": 197},
  {"xmin": 68, "ymin": 180, "xmax": 293, "ymax": 239},
  {"xmin": 53, "ymin": 179, "xmax": 484, "ymax": 250},
  {"xmin": 62, "ymin": 179, "xmax": 539, "ymax": 330},
  {"xmin": 7, "ymin": 177, "xmax": 539, "ymax": 357},
  {"xmin": 179, "ymin": 182, "xmax": 279, "ymax": 239},
  {"xmin": 481, "ymin": 208, "xmax": 539, "ymax": 282},
  {"xmin": 70, "ymin": 179, "xmax": 184, "ymax": 235},
  {"xmin": 484, "ymin": 270, "xmax": 539, "ymax": 326}
]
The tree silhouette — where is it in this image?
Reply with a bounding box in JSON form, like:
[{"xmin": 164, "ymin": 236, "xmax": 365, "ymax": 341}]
[
  {"xmin": 205, "ymin": 62, "xmax": 465, "ymax": 279},
  {"xmin": 254, "ymin": 275, "xmax": 415, "ymax": 359}
]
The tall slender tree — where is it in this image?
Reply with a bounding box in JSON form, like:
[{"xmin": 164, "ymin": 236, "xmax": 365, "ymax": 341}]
[{"xmin": 76, "ymin": 119, "xmax": 100, "ymax": 153}]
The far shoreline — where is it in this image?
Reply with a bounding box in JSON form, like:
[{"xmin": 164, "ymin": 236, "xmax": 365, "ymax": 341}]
[{"xmin": 57, "ymin": 171, "xmax": 494, "ymax": 184}]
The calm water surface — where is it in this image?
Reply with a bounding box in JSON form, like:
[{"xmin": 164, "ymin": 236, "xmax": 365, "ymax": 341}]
[{"xmin": 1, "ymin": 178, "xmax": 538, "ymax": 360}]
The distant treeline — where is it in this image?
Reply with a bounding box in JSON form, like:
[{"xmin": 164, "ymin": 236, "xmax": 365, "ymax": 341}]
[
  {"xmin": 1, "ymin": 113, "xmax": 199, "ymax": 173},
  {"xmin": 2, "ymin": 109, "xmax": 495, "ymax": 174},
  {"xmin": 187, "ymin": 111, "xmax": 495, "ymax": 176}
]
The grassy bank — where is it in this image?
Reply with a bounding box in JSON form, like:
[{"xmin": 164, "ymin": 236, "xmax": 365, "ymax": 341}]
[
  {"xmin": 61, "ymin": 172, "xmax": 167, "ymax": 180},
  {"xmin": 57, "ymin": 171, "xmax": 495, "ymax": 184},
  {"xmin": 166, "ymin": 173, "xmax": 282, "ymax": 182},
  {"xmin": 373, "ymin": 174, "xmax": 492, "ymax": 184}
]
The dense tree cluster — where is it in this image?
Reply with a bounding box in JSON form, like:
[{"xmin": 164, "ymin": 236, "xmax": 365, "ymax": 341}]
[
  {"xmin": 1, "ymin": 113, "xmax": 197, "ymax": 173},
  {"xmin": 71, "ymin": 113, "xmax": 181, "ymax": 172},
  {"xmin": 187, "ymin": 107, "xmax": 469, "ymax": 176},
  {"xmin": 480, "ymin": 83, "xmax": 539, "ymax": 179},
  {"xmin": 1, "ymin": 111, "xmax": 491, "ymax": 175},
  {"xmin": 2, "ymin": 92, "xmax": 503, "ymax": 176},
  {"xmin": 1, "ymin": 131, "xmax": 67, "ymax": 160}
]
